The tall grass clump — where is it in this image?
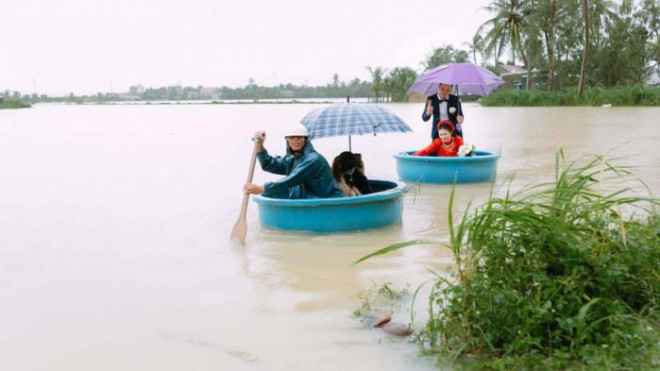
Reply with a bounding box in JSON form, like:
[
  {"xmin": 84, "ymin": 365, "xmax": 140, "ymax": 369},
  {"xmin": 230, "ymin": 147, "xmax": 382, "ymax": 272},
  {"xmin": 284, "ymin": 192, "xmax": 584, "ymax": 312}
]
[
  {"xmin": 358, "ymin": 150, "xmax": 660, "ymax": 369},
  {"xmin": 480, "ymin": 85, "xmax": 660, "ymax": 106}
]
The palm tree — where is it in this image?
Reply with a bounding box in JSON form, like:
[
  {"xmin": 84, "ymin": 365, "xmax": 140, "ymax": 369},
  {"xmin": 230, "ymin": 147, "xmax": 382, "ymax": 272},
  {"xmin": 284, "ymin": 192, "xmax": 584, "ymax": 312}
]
[
  {"xmin": 522, "ymin": 25, "xmax": 544, "ymax": 89},
  {"xmin": 477, "ymin": 0, "xmax": 527, "ymax": 64},
  {"xmin": 349, "ymin": 78, "xmax": 361, "ymax": 98},
  {"xmin": 387, "ymin": 67, "xmax": 418, "ymax": 102},
  {"xmin": 422, "ymin": 45, "xmax": 469, "ymax": 70},
  {"xmin": 382, "ymin": 76, "xmax": 393, "ymax": 103},
  {"xmin": 332, "ymin": 73, "xmax": 340, "ymax": 87},
  {"xmin": 366, "ymin": 66, "xmax": 388, "ymax": 102},
  {"xmin": 578, "ymin": 0, "xmax": 590, "ymax": 97},
  {"xmin": 454, "ymin": 50, "xmax": 470, "ymax": 63},
  {"xmin": 589, "ymin": 0, "xmax": 616, "ymax": 47},
  {"xmin": 463, "ymin": 34, "xmax": 485, "ymax": 65},
  {"xmin": 537, "ymin": 0, "xmax": 573, "ymax": 90},
  {"xmin": 521, "ymin": 1, "xmax": 545, "ymax": 89}
]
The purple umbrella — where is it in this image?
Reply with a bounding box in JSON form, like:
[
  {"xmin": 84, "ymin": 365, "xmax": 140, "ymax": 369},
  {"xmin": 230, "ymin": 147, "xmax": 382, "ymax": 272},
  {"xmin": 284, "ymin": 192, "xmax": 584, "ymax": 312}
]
[{"xmin": 407, "ymin": 63, "xmax": 504, "ymax": 96}]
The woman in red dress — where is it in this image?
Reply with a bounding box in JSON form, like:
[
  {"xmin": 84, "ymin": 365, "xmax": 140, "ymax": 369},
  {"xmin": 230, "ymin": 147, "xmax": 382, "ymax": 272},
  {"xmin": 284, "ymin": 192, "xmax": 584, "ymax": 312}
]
[{"xmin": 413, "ymin": 120, "xmax": 464, "ymax": 157}]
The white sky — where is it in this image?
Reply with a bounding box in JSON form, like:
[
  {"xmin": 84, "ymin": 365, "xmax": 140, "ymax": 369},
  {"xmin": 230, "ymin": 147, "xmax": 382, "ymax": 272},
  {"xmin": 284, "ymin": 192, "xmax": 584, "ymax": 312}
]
[{"xmin": 2, "ymin": 0, "xmax": 492, "ymax": 95}]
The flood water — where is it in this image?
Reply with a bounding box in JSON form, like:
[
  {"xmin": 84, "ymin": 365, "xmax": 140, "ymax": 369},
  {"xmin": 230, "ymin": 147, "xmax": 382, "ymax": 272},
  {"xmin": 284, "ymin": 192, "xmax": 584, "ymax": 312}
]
[{"xmin": 1, "ymin": 103, "xmax": 658, "ymax": 370}]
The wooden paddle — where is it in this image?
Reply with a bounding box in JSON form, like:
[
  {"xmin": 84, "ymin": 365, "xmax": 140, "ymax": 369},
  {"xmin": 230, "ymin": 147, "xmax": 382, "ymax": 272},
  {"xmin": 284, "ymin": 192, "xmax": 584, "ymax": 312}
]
[{"xmin": 230, "ymin": 137, "xmax": 260, "ymax": 246}]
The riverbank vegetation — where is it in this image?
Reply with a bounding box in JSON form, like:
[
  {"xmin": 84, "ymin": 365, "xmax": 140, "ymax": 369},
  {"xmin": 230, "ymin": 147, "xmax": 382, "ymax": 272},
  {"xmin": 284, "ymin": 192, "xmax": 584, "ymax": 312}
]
[
  {"xmin": 480, "ymin": 85, "xmax": 660, "ymax": 106},
  {"xmin": 0, "ymin": 98, "xmax": 31, "ymax": 109},
  {"xmin": 357, "ymin": 151, "xmax": 660, "ymax": 369},
  {"xmin": 476, "ymin": 0, "xmax": 660, "ymax": 99}
]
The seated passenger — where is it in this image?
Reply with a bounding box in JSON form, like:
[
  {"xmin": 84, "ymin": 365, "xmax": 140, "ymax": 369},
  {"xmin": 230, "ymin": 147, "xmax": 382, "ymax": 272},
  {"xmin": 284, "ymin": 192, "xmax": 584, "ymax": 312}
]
[
  {"xmin": 332, "ymin": 151, "xmax": 373, "ymax": 197},
  {"xmin": 244, "ymin": 126, "xmax": 342, "ymax": 199},
  {"xmin": 412, "ymin": 120, "xmax": 464, "ymax": 157},
  {"xmin": 351, "ymin": 153, "xmax": 373, "ymax": 195}
]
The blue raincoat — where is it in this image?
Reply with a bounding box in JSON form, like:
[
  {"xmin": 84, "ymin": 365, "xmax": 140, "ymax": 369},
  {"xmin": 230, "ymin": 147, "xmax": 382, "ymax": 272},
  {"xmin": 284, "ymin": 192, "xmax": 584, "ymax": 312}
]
[{"xmin": 257, "ymin": 140, "xmax": 342, "ymax": 199}]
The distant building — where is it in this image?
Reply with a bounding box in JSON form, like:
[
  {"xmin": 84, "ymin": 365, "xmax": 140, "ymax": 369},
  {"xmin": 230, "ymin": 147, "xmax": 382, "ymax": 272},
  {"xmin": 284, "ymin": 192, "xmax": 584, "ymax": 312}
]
[
  {"xmin": 200, "ymin": 87, "xmax": 220, "ymax": 99},
  {"xmin": 407, "ymin": 90, "xmax": 480, "ymax": 102},
  {"xmin": 118, "ymin": 93, "xmax": 141, "ymax": 101},
  {"xmin": 129, "ymin": 84, "xmax": 145, "ymax": 96},
  {"xmin": 496, "ymin": 65, "xmax": 528, "ymax": 87},
  {"xmin": 497, "ymin": 64, "xmax": 527, "ymax": 75},
  {"xmin": 407, "ymin": 92, "xmax": 426, "ymax": 102},
  {"xmin": 642, "ymin": 66, "xmax": 660, "ymax": 86}
]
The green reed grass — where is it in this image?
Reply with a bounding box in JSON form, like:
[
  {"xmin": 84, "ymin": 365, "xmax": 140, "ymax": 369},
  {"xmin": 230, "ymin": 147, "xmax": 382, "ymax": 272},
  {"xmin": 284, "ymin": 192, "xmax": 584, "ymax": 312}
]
[
  {"xmin": 480, "ymin": 86, "xmax": 660, "ymax": 106},
  {"xmin": 357, "ymin": 150, "xmax": 660, "ymax": 369}
]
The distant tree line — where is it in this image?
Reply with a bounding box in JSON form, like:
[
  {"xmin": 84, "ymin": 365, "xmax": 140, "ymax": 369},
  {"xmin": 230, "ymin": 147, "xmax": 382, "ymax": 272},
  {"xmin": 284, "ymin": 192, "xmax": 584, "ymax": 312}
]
[
  {"xmin": 217, "ymin": 79, "xmax": 372, "ymax": 100},
  {"xmin": 5, "ymin": 0, "xmax": 658, "ymax": 105}
]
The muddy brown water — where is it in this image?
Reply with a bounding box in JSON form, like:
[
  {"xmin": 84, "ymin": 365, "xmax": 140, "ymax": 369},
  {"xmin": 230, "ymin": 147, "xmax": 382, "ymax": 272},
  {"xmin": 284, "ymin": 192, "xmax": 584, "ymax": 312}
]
[{"xmin": 1, "ymin": 103, "xmax": 658, "ymax": 370}]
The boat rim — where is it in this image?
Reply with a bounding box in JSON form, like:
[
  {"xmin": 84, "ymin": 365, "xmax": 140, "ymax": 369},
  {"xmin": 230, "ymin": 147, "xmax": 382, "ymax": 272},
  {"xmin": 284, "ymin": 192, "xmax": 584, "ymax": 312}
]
[
  {"xmin": 393, "ymin": 150, "xmax": 500, "ymax": 162},
  {"xmin": 252, "ymin": 179, "xmax": 406, "ymax": 207}
]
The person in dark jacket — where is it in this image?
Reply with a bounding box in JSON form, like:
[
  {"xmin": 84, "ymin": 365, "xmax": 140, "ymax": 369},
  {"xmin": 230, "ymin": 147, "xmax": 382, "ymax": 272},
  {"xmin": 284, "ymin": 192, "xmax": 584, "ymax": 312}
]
[
  {"xmin": 422, "ymin": 83, "xmax": 464, "ymax": 139},
  {"xmin": 244, "ymin": 126, "xmax": 342, "ymax": 199}
]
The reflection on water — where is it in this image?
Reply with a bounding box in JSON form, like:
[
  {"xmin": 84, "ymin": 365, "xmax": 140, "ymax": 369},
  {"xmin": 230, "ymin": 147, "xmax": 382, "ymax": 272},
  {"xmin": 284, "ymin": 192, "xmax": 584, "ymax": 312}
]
[{"xmin": 0, "ymin": 103, "xmax": 658, "ymax": 370}]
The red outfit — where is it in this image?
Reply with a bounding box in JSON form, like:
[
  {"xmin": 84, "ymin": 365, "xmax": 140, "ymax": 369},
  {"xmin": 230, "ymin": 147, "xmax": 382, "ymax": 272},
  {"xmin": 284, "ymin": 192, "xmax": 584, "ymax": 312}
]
[{"xmin": 413, "ymin": 135, "xmax": 464, "ymax": 157}]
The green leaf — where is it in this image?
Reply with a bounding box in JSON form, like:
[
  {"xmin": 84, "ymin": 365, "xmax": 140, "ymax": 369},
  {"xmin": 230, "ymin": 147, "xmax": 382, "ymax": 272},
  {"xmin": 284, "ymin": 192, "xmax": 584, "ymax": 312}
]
[{"xmin": 352, "ymin": 239, "xmax": 437, "ymax": 265}]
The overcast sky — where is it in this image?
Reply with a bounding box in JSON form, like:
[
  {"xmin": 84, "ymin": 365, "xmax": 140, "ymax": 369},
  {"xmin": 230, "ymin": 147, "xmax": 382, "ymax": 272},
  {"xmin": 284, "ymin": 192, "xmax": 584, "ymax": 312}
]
[{"xmin": 2, "ymin": 0, "xmax": 492, "ymax": 95}]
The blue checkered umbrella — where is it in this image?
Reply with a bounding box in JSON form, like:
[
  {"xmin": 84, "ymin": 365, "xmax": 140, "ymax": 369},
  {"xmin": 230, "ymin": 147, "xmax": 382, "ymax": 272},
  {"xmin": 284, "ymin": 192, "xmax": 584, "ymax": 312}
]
[{"xmin": 301, "ymin": 103, "xmax": 412, "ymax": 150}]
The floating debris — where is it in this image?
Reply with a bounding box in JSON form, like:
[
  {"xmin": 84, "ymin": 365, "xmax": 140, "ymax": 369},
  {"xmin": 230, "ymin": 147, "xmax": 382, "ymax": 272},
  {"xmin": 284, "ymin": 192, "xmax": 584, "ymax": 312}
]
[
  {"xmin": 361, "ymin": 313, "xmax": 391, "ymax": 328},
  {"xmin": 382, "ymin": 322, "xmax": 412, "ymax": 337}
]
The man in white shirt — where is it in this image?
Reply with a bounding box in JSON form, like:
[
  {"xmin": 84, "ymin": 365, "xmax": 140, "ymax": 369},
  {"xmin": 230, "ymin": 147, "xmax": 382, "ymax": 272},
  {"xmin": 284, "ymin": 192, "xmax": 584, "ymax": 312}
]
[{"xmin": 421, "ymin": 83, "xmax": 465, "ymax": 139}]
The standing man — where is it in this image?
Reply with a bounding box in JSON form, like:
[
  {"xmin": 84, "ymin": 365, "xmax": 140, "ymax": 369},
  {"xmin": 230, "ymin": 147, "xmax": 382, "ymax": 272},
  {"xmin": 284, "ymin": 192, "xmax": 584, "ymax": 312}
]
[
  {"xmin": 244, "ymin": 126, "xmax": 342, "ymax": 199},
  {"xmin": 422, "ymin": 83, "xmax": 465, "ymax": 139}
]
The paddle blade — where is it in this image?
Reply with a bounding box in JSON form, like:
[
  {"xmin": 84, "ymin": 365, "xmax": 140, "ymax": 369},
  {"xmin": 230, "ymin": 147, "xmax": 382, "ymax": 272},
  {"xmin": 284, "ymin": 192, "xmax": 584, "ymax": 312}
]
[
  {"xmin": 230, "ymin": 137, "xmax": 259, "ymax": 247},
  {"xmin": 230, "ymin": 217, "xmax": 247, "ymax": 246}
]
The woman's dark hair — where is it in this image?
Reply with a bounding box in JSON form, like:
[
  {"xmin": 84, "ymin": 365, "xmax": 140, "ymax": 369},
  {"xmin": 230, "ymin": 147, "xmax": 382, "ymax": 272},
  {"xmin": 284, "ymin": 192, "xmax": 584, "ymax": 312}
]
[
  {"xmin": 332, "ymin": 151, "xmax": 373, "ymax": 194},
  {"xmin": 332, "ymin": 151, "xmax": 357, "ymax": 182},
  {"xmin": 437, "ymin": 120, "xmax": 457, "ymax": 137},
  {"xmin": 353, "ymin": 153, "xmax": 365, "ymax": 172}
]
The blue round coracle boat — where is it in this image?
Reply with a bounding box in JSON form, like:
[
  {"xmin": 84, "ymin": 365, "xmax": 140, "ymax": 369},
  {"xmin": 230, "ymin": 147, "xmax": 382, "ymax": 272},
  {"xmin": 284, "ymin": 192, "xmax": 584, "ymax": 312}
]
[
  {"xmin": 252, "ymin": 180, "xmax": 406, "ymax": 233},
  {"xmin": 393, "ymin": 150, "xmax": 499, "ymax": 184}
]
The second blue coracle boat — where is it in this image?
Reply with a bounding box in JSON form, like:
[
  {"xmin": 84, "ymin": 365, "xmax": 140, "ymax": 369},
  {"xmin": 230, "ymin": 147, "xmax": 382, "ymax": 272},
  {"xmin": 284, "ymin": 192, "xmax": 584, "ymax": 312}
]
[
  {"xmin": 252, "ymin": 180, "xmax": 406, "ymax": 233},
  {"xmin": 393, "ymin": 150, "xmax": 500, "ymax": 184}
]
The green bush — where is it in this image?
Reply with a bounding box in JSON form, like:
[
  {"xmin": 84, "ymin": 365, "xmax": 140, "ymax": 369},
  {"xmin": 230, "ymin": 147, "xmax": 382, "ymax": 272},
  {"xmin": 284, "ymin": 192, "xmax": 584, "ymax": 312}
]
[
  {"xmin": 0, "ymin": 99, "xmax": 31, "ymax": 109},
  {"xmin": 480, "ymin": 86, "xmax": 660, "ymax": 106},
  {"xmin": 358, "ymin": 151, "xmax": 660, "ymax": 369}
]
